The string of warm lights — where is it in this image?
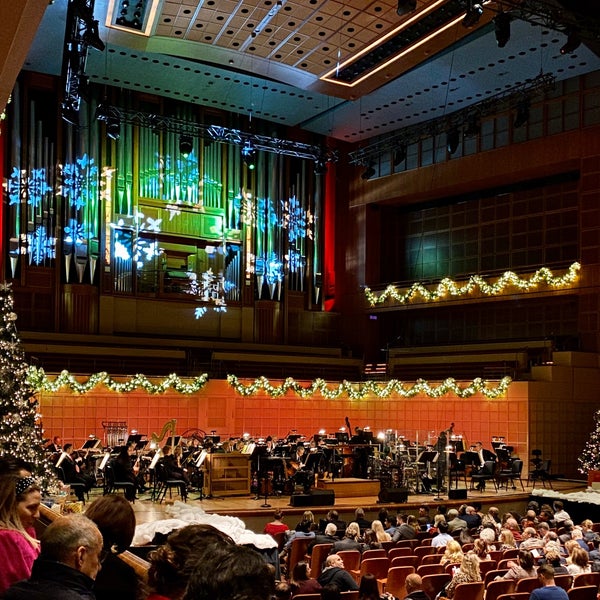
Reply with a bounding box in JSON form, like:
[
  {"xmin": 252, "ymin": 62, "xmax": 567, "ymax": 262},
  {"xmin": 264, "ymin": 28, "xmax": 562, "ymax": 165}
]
[
  {"xmin": 27, "ymin": 368, "xmax": 209, "ymax": 395},
  {"xmin": 226, "ymin": 374, "xmax": 512, "ymax": 400},
  {"xmin": 365, "ymin": 262, "xmax": 581, "ymax": 307}
]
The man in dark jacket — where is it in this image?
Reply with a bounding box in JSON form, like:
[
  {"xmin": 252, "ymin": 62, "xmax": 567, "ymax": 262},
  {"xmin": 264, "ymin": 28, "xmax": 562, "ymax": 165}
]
[
  {"xmin": 5, "ymin": 513, "xmax": 104, "ymax": 600},
  {"xmin": 307, "ymin": 523, "xmax": 338, "ymax": 555},
  {"xmin": 317, "ymin": 554, "xmax": 359, "ymax": 591},
  {"xmin": 405, "ymin": 574, "xmax": 431, "ymax": 600}
]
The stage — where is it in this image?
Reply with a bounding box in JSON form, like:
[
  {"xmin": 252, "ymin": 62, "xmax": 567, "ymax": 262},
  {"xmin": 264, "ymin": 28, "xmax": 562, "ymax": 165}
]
[{"xmin": 123, "ymin": 478, "xmax": 585, "ymax": 535}]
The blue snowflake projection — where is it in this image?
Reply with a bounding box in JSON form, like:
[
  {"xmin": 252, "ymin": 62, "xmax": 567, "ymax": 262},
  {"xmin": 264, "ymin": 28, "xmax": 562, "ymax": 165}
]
[
  {"xmin": 281, "ymin": 195, "xmax": 313, "ymax": 242},
  {"xmin": 7, "ymin": 167, "xmax": 52, "ymax": 209},
  {"xmin": 195, "ymin": 307, "xmax": 208, "ymax": 319},
  {"xmin": 286, "ymin": 248, "xmax": 305, "ymax": 272},
  {"xmin": 28, "ymin": 226, "xmax": 56, "ymax": 264},
  {"xmin": 61, "ymin": 154, "xmax": 98, "ymax": 210},
  {"xmin": 162, "ymin": 152, "xmax": 200, "ymax": 203},
  {"xmin": 256, "ymin": 252, "xmax": 284, "ymax": 284},
  {"xmin": 63, "ymin": 219, "xmax": 88, "ymax": 253},
  {"xmin": 256, "ymin": 197, "xmax": 279, "ymax": 233}
]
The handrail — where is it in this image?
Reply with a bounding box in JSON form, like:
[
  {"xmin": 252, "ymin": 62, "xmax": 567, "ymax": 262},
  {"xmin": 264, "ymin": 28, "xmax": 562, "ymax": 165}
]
[{"xmin": 38, "ymin": 503, "xmax": 150, "ymax": 581}]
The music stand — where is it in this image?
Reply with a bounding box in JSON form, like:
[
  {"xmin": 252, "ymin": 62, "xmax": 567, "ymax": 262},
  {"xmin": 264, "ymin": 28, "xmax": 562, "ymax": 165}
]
[
  {"xmin": 80, "ymin": 439, "xmax": 101, "ymax": 450},
  {"xmin": 335, "ymin": 432, "xmax": 349, "ymax": 443},
  {"xmin": 195, "ymin": 450, "xmax": 208, "ymax": 500},
  {"xmin": 165, "ymin": 436, "xmax": 181, "ymax": 447},
  {"xmin": 251, "ymin": 445, "xmax": 271, "ymax": 507},
  {"xmin": 126, "ymin": 434, "xmax": 143, "ymax": 446}
]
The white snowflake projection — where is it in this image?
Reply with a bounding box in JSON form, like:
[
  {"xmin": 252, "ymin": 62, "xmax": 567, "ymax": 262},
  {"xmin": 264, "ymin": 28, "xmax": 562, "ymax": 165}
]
[
  {"xmin": 256, "ymin": 253, "xmax": 284, "ymax": 285},
  {"xmin": 61, "ymin": 154, "xmax": 98, "ymax": 210},
  {"xmin": 285, "ymin": 248, "xmax": 306, "ymax": 272}
]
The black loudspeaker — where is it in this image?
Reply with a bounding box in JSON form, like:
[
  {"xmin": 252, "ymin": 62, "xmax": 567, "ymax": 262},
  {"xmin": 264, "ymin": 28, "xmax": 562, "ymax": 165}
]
[
  {"xmin": 378, "ymin": 487, "xmax": 409, "ymax": 503},
  {"xmin": 290, "ymin": 490, "xmax": 335, "ymax": 507},
  {"xmin": 448, "ymin": 489, "xmax": 468, "ymax": 500}
]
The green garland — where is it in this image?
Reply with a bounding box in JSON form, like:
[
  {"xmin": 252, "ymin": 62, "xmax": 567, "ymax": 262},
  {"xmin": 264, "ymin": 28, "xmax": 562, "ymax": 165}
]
[
  {"xmin": 27, "ymin": 367, "xmax": 208, "ymax": 395},
  {"xmin": 27, "ymin": 367, "xmax": 512, "ymax": 399},
  {"xmin": 226, "ymin": 374, "xmax": 512, "ymax": 399},
  {"xmin": 365, "ymin": 262, "xmax": 581, "ymax": 307}
]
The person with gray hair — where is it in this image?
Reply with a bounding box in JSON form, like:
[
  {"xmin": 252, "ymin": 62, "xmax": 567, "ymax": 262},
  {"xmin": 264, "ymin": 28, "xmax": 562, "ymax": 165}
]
[{"xmin": 5, "ymin": 513, "xmax": 104, "ymax": 600}]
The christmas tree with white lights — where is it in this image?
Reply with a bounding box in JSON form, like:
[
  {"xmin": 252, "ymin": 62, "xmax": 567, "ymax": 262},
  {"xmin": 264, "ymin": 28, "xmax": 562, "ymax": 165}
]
[
  {"xmin": 579, "ymin": 408, "xmax": 600, "ymax": 473},
  {"xmin": 0, "ymin": 282, "xmax": 55, "ymax": 486}
]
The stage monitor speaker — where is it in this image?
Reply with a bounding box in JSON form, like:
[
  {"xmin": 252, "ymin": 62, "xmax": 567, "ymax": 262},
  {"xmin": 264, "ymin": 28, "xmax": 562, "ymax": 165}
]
[
  {"xmin": 378, "ymin": 487, "xmax": 409, "ymax": 503},
  {"xmin": 448, "ymin": 489, "xmax": 468, "ymax": 500},
  {"xmin": 290, "ymin": 490, "xmax": 335, "ymax": 507}
]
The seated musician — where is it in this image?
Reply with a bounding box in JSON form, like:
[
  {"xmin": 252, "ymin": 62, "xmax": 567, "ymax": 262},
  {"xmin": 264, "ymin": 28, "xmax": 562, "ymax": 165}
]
[
  {"xmin": 112, "ymin": 443, "xmax": 144, "ymax": 500},
  {"xmin": 45, "ymin": 436, "xmax": 62, "ymax": 454},
  {"xmin": 289, "ymin": 444, "xmax": 314, "ymax": 494},
  {"xmin": 471, "ymin": 441, "xmax": 496, "ymax": 491},
  {"xmin": 59, "ymin": 443, "xmax": 95, "ymax": 500},
  {"xmin": 161, "ymin": 445, "xmax": 190, "ymax": 487}
]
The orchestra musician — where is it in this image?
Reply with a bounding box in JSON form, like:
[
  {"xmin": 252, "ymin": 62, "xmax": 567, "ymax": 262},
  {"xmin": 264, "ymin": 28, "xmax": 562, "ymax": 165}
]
[
  {"xmin": 472, "ymin": 441, "xmax": 497, "ymax": 491},
  {"xmin": 58, "ymin": 443, "xmax": 95, "ymax": 500},
  {"xmin": 45, "ymin": 436, "xmax": 62, "ymax": 454},
  {"xmin": 112, "ymin": 443, "xmax": 144, "ymax": 500}
]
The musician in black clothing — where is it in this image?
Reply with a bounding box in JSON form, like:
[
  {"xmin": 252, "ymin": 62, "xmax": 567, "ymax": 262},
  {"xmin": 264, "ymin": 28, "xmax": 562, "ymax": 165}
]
[
  {"xmin": 161, "ymin": 445, "xmax": 190, "ymax": 485},
  {"xmin": 59, "ymin": 443, "xmax": 95, "ymax": 500},
  {"xmin": 472, "ymin": 441, "xmax": 496, "ymax": 491},
  {"xmin": 112, "ymin": 444, "xmax": 143, "ymax": 500}
]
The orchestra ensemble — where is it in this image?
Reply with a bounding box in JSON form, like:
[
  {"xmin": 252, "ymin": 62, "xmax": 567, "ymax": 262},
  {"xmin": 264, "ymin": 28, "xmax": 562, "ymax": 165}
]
[{"xmin": 44, "ymin": 423, "xmax": 516, "ymax": 502}]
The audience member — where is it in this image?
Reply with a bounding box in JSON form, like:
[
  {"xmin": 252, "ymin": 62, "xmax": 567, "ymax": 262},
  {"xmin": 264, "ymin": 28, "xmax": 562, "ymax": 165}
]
[
  {"xmin": 405, "ymin": 574, "xmax": 431, "ymax": 600},
  {"xmin": 84, "ymin": 494, "xmax": 138, "ymax": 600},
  {"xmin": 183, "ymin": 543, "xmax": 275, "ymax": 600},
  {"xmin": 440, "ymin": 540, "xmax": 464, "ymax": 567},
  {"xmin": 520, "ymin": 527, "xmax": 544, "ymax": 550},
  {"xmin": 321, "ymin": 584, "xmax": 342, "ymax": 600},
  {"xmin": 472, "ymin": 538, "xmax": 490, "ymax": 561},
  {"xmin": 4, "ymin": 514, "xmax": 103, "ymax": 600},
  {"xmin": 553, "ymin": 502, "xmax": 571, "ymax": 526},
  {"xmin": 332, "ymin": 522, "xmax": 362, "ymax": 553},
  {"xmin": 0, "ymin": 474, "xmax": 41, "ymax": 595},
  {"xmin": 481, "ymin": 507, "xmax": 501, "ymax": 532},
  {"xmin": 290, "ymin": 561, "xmax": 322, "ymax": 596},
  {"xmin": 371, "ymin": 519, "xmax": 392, "ymax": 542},
  {"xmin": 393, "ymin": 514, "xmax": 418, "ymax": 541},
  {"xmin": 478, "ymin": 527, "xmax": 497, "ymax": 550},
  {"xmin": 431, "ymin": 521, "xmax": 453, "ymax": 548},
  {"xmin": 362, "ymin": 528, "xmax": 383, "ymax": 550},
  {"xmin": 530, "ymin": 564, "xmax": 569, "ymax": 600},
  {"xmin": 566, "ymin": 546, "xmax": 591, "ymax": 575},
  {"xmin": 543, "ymin": 549, "xmax": 569, "ymax": 574},
  {"xmin": 442, "ymin": 552, "xmax": 482, "ymax": 599},
  {"xmin": 355, "ymin": 507, "xmax": 372, "ymax": 531},
  {"xmin": 359, "ymin": 572, "xmax": 394, "ymax": 600},
  {"xmin": 417, "ymin": 506, "xmax": 431, "ymax": 531},
  {"xmin": 319, "ymin": 510, "xmax": 346, "ymax": 538},
  {"xmin": 308, "ymin": 523, "xmax": 338, "ymax": 554},
  {"xmin": 147, "ymin": 523, "xmax": 234, "ymax": 600},
  {"xmin": 275, "ymin": 581, "xmax": 293, "ymax": 600},
  {"xmin": 446, "ymin": 509, "xmax": 467, "ymax": 533},
  {"xmin": 294, "ymin": 511, "xmax": 316, "ymax": 533},
  {"xmin": 500, "ymin": 549, "xmax": 537, "ymax": 581},
  {"xmin": 462, "ymin": 506, "xmax": 481, "ymax": 530},
  {"xmin": 498, "ymin": 529, "xmax": 517, "ymax": 551},
  {"xmin": 317, "ymin": 554, "xmax": 359, "ymax": 591},
  {"xmin": 264, "ymin": 509, "xmax": 290, "ymax": 536}
]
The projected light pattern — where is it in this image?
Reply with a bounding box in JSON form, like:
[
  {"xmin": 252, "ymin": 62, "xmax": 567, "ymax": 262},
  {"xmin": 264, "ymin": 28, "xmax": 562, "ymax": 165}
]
[
  {"xmin": 29, "ymin": 226, "xmax": 56, "ymax": 265},
  {"xmin": 61, "ymin": 154, "xmax": 99, "ymax": 211},
  {"xmin": 8, "ymin": 167, "xmax": 52, "ymax": 210}
]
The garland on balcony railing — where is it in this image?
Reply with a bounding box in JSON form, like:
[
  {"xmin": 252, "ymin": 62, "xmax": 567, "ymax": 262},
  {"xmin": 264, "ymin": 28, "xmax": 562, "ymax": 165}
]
[
  {"xmin": 364, "ymin": 262, "xmax": 581, "ymax": 307},
  {"xmin": 226, "ymin": 375, "xmax": 512, "ymax": 399},
  {"xmin": 27, "ymin": 368, "xmax": 209, "ymax": 395},
  {"xmin": 26, "ymin": 367, "xmax": 512, "ymax": 399}
]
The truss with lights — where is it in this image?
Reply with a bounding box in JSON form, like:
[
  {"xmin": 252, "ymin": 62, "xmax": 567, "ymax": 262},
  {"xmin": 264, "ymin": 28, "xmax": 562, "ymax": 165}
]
[
  {"xmin": 349, "ymin": 72, "xmax": 555, "ymax": 167},
  {"xmin": 95, "ymin": 105, "xmax": 338, "ymax": 164}
]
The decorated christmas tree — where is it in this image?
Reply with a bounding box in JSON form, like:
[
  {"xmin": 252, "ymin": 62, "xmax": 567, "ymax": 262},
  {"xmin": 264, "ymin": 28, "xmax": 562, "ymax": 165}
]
[
  {"xmin": 0, "ymin": 282, "xmax": 56, "ymax": 487},
  {"xmin": 578, "ymin": 408, "xmax": 600, "ymax": 473}
]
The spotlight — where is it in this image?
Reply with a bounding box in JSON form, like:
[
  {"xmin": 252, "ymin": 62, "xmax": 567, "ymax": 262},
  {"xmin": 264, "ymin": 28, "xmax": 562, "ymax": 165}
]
[
  {"xmin": 393, "ymin": 145, "xmax": 406, "ymax": 166},
  {"xmin": 513, "ymin": 100, "xmax": 530, "ymax": 129},
  {"xmin": 560, "ymin": 30, "xmax": 581, "ymax": 55},
  {"xmin": 396, "ymin": 0, "xmax": 417, "ymax": 17},
  {"xmin": 494, "ymin": 11, "xmax": 511, "ymax": 48},
  {"xmin": 241, "ymin": 141, "xmax": 256, "ymax": 170},
  {"xmin": 83, "ymin": 19, "xmax": 105, "ymax": 51},
  {"xmin": 361, "ymin": 164, "xmax": 376, "ymax": 180},
  {"xmin": 179, "ymin": 135, "xmax": 193, "ymax": 157},
  {"xmin": 462, "ymin": 1, "xmax": 483, "ymax": 28},
  {"xmin": 446, "ymin": 128, "xmax": 460, "ymax": 154}
]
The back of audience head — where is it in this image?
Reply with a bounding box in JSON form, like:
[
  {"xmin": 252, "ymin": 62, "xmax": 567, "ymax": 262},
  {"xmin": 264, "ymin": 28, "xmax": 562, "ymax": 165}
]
[
  {"xmin": 518, "ymin": 549, "xmax": 535, "ymax": 570},
  {"xmin": 291, "ymin": 561, "xmax": 311, "ymax": 584},
  {"xmin": 358, "ymin": 573, "xmax": 380, "ymax": 600},
  {"xmin": 537, "ymin": 563, "xmax": 555, "ymax": 582},
  {"xmin": 85, "ymin": 494, "xmax": 135, "ymax": 555},
  {"xmin": 0, "ymin": 455, "xmax": 33, "ymax": 477},
  {"xmin": 321, "ymin": 584, "xmax": 342, "ymax": 600},
  {"xmin": 148, "ymin": 524, "xmax": 234, "ymax": 598},
  {"xmin": 41, "ymin": 514, "xmax": 104, "ymax": 580},
  {"xmin": 274, "ymin": 581, "xmax": 292, "ymax": 600},
  {"xmin": 405, "ymin": 574, "xmax": 423, "ymax": 595},
  {"xmin": 183, "ymin": 543, "xmax": 274, "ymax": 600},
  {"xmin": 325, "ymin": 523, "xmax": 337, "ymax": 537},
  {"xmin": 345, "ymin": 522, "xmax": 360, "ymax": 539}
]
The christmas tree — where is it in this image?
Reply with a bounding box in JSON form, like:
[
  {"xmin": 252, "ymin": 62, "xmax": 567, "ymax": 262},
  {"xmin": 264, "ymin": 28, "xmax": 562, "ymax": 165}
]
[
  {"xmin": 578, "ymin": 408, "xmax": 600, "ymax": 473},
  {"xmin": 0, "ymin": 282, "xmax": 56, "ymax": 487}
]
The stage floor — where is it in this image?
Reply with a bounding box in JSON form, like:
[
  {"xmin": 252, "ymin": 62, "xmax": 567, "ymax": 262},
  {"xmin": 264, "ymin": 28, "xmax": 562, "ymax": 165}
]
[{"xmin": 115, "ymin": 478, "xmax": 586, "ymax": 534}]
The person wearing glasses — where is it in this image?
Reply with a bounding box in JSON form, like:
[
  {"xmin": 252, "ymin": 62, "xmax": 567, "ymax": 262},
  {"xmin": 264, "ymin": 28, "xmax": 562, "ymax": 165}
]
[{"xmin": 4, "ymin": 513, "xmax": 104, "ymax": 600}]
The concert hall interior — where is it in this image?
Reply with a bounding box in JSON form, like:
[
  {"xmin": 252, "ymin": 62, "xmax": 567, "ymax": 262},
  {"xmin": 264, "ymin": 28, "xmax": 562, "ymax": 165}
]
[{"xmin": 2, "ymin": 0, "xmax": 600, "ymax": 523}]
